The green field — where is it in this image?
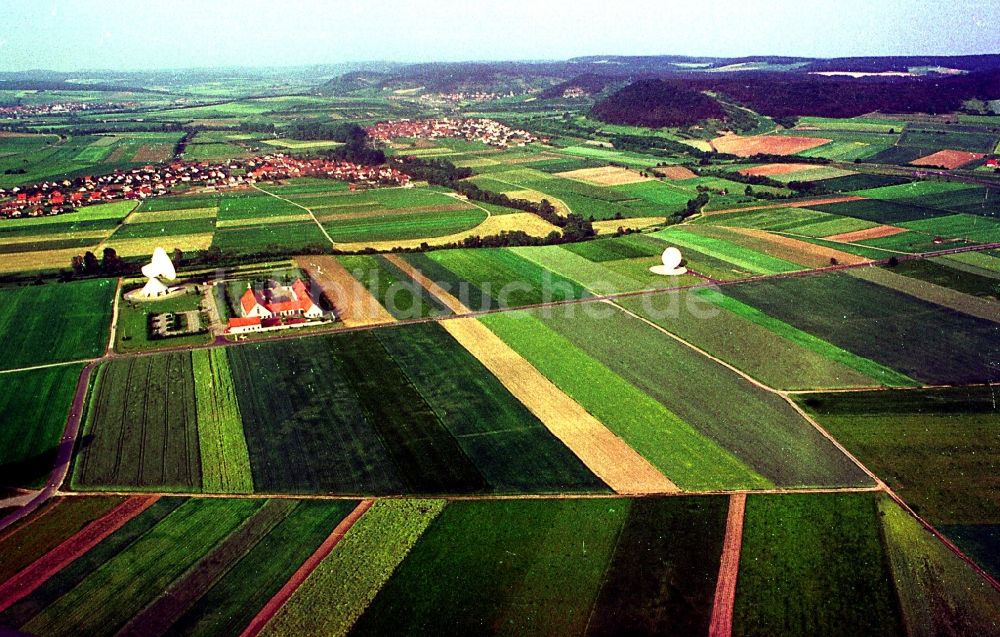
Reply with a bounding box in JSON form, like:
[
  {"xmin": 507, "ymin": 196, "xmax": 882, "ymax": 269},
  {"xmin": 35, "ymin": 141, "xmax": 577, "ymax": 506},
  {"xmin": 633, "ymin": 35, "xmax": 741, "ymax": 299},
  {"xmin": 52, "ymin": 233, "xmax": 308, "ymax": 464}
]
[
  {"xmin": 797, "ymin": 386, "xmax": 1000, "ymax": 525},
  {"xmin": 0, "ymin": 496, "xmax": 361, "ymax": 636},
  {"xmin": 191, "ymin": 348, "xmax": 253, "ymax": 494},
  {"xmin": 481, "ymin": 311, "xmax": 771, "ymax": 490},
  {"xmin": 228, "ymin": 327, "xmax": 606, "ymax": 495},
  {"xmin": 259, "ymin": 499, "xmax": 446, "ymax": 637},
  {"xmin": 322, "ymin": 208, "xmax": 486, "ymax": 243},
  {"xmin": 0, "ymin": 364, "xmax": 84, "ymax": 488},
  {"xmin": 73, "ymin": 354, "xmax": 202, "ymax": 491},
  {"xmin": 350, "ymin": 499, "xmax": 630, "ymax": 636},
  {"xmin": 879, "ymin": 496, "xmax": 1000, "ymax": 634},
  {"xmin": 337, "ymin": 254, "xmax": 450, "ymax": 319},
  {"xmin": 724, "ymin": 273, "xmax": 1000, "ymax": 384},
  {"xmin": 528, "ymin": 303, "xmax": 869, "ymax": 487},
  {"xmin": 619, "ymin": 289, "xmax": 915, "ymax": 389},
  {"xmin": 418, "ymin": 247, "xmax": 591, "ymax": 309},
  {"xmin": 0, "ymin": 279, "xmax": 115, "ymax": 370},
  {"xmin": 211, "ymin": 221, "xmax": 330, "ymax": 255},
  {"xmin": 734, "ymin": 493, "xmax": 905, "ymax": 637},
  {"xmin": 653, "ymin": 227, "xmax": 803, "ymax": 275}
]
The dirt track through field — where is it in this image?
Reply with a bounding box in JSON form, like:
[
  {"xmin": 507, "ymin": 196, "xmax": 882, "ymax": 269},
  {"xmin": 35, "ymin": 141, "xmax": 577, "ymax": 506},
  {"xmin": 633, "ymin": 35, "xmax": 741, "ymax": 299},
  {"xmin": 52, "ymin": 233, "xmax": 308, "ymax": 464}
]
[
  {"xmin": 239, "ymin": 499, "xmax": 374, "ymax": 637},
  {"xmin": 708, "ymin": 493, "xmax": 746, "ymax": 637},
  {"xmin": 0, "ymin": 495, "xmax": 159, "ymax": 612},
  {"xmin": 441, "ymin": 317, "xmax": 678, "ymax": 494},
  {"xmin": 295, "ymin": 256, "xmax": 396, "ymax": 327},
  {"xmin": 383, "ymin": 253, "xmax": 470, "ymax": 314}
]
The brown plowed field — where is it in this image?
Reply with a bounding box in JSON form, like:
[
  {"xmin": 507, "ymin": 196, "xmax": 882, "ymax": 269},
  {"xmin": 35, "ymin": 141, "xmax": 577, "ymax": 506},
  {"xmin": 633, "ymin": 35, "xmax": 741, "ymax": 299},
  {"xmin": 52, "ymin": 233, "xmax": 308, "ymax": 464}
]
[
  {"xmin": 910, "ymin": 149, "xmax": 985, "ymax": 169},
  {"xmin": 739, "ymin": 163, "xmax": 816, "ymax": 177},
  {"xmin": 711, "ymin": 135, "xmax": 832, "ymax": 157},
  {"xmin": 708, "ymin": 493, "xmax": 747, "ymax": 637}
]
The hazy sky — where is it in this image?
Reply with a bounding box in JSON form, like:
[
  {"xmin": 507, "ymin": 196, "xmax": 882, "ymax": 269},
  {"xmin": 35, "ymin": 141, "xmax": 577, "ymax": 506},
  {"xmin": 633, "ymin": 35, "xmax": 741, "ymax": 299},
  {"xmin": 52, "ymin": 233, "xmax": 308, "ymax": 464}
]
[{"xmin": 0, "ymin": 0, "xmax": 996, "ymax": 71}]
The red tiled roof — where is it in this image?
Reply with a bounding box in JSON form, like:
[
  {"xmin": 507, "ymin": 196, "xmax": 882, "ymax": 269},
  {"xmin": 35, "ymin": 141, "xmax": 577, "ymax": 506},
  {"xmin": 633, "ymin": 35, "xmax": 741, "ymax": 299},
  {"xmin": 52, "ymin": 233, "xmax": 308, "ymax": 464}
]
[
  {"xmin": 240, "ymin": 288, "xmax": 263, "ymax": 313},
  {"xmin": 228, "ymin": 316, "xmax": 261, "ymax": 328}
]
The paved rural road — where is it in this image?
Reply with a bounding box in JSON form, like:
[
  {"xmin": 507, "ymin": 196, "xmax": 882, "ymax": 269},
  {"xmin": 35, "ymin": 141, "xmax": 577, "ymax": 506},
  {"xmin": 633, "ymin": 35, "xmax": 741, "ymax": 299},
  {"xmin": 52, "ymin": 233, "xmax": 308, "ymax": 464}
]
[{"xmin": 0, "ymin": 361, "xmax": 97, "ymax": 531}]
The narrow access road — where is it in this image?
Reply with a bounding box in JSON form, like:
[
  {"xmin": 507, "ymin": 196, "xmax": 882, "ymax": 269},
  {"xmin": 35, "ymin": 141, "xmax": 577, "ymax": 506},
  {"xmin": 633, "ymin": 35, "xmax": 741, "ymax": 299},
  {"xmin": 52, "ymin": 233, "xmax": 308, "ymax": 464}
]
[
  {"xmin": 252, "ymin": 184, "xmax": 337, "ymax": 248},
  {"xmin": 0, "ymin": 360, "xmax": 97, "ymax": 533}
]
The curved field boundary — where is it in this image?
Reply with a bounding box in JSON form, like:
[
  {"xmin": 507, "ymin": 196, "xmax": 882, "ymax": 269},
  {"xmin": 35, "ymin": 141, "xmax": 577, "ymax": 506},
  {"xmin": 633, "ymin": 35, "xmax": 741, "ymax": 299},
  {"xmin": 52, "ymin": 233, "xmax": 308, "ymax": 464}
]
[
  {"xmin": 441, "ymin": 317, "xmax": 677, "ymax": 494},
  {"xmin": 0, "ymin": 495, "xmax": 159, "ymax": 612},
  {"xmin": 296, "ymin": 256, "xmax": 396, "ymax": 327},
  {"xmin": 708, "ymin": 493, "xmax": 747, "ymax": 637},
  {"xmin": 239, "ymin": 499, "xmax": 375, "ymax": 637},
  {"xmin": 383, "ymin": 253, "xmax": 470, "ymax": 314}
]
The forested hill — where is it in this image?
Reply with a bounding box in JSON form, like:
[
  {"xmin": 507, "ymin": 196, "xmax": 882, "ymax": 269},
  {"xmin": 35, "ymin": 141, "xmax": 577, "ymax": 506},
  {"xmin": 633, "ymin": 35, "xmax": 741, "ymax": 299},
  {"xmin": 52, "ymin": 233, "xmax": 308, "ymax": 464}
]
[{"xmin": 590, "ymin": 80, "xmax": 726, "ymax": 127}]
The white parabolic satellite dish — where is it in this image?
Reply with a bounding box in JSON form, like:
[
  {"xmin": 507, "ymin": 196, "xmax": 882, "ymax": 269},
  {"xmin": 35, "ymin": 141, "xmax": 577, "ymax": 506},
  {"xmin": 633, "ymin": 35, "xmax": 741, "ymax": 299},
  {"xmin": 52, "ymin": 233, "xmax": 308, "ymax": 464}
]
[
  {"xmin": 649, "ymin": 247, "xmax": 688, "ymax": 276},
  {"xmin": 138, "ymin": 247, "xmax": 176, "ymax": 297}
]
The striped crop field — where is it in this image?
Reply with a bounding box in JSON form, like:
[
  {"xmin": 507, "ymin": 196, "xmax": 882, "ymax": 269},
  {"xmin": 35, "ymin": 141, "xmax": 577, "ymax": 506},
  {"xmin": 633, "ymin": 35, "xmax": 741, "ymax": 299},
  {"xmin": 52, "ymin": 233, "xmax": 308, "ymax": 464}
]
[{"xmin": 192, "ymin": 348, "xmax": 253, "ymax": 493}]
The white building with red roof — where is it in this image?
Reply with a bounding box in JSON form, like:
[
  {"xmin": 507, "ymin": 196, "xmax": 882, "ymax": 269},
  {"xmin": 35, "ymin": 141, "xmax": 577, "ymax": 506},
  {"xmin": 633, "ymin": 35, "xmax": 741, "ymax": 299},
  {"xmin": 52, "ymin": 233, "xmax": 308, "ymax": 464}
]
[{"xmin": 227, "ymin": 278, "xmax": 323, "ymax": 333}]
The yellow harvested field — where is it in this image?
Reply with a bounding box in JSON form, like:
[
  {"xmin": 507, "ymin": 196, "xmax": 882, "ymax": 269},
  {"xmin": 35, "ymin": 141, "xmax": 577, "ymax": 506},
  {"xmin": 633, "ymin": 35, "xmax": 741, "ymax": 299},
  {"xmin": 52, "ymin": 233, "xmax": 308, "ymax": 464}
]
[
  {"xmin": 825, "ymin": 224, "xmax": 907, "ymax": 243},
  {"xmin": 295, "ymin": 255, "xmax": 396, "ymax": 327},
  {"xmin": 556, "ymin": 166, "xmax": 651, "ymax": 186},
  {"xmin": 848, "ymin": 267, "xmax": 1000, "ymax": 323},
  {"xmin": 592, "ymin": 217, "xmax": 662, "ymax": 235},
  {"xmin": 680, "ymin": 139, "xmax": 714, "ymax": 152},
  {"xmin": 442, "ymin": 317, "xmax": 678, "ymax": 494},
  {"xmin": 711, "ymin": 134, "xmax": 832, "ymax": 157},
  {"xmin": 334, "ymin": 212, "xmax": 560, "ymax": 252},
  {"xmin": 503, "ymin": 189, "xmax": 572, "ymax": 216},
  {"xmin": 0, "ymin": 247, "xmax": 100, "ymax": 274},
  {"xmin": 713, "ymin": 226, "xmax": 869, "ymax": 267},
  {"xmin": 215, "ymin": 213, "xmax": 312, "ymax": 228},
  {"xmin": 130, "ymin": 207, "xmax": 218, "ymax": 224},
  {"xmin": 383, "ymin": 254, "xmax": 468, "ymax": 314},
  {"xmin": 103, "ymin": 233, "xmax": 214, "ymax": 258},
  {"xmin": 0, "ymin": 231, "xmax": 109, "ymax": 246}
]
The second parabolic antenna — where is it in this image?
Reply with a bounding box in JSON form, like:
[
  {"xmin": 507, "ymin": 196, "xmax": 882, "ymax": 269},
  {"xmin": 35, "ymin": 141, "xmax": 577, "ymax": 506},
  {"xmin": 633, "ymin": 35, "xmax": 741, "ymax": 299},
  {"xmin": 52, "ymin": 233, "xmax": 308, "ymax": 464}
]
[{"xmin": 649, "ymin": 246, "xmax": 688, "ymax": 276}]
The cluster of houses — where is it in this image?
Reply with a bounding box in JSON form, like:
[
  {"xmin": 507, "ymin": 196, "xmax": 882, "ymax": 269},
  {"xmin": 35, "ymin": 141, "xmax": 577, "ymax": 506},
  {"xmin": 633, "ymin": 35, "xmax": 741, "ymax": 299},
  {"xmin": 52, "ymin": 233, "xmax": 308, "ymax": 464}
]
[
  {"xmin": 986, "ymin": 158, "xmax": 999, "ymax": 169},
  {"xmin": 0, "ymin": 161, "xmax": 243, "ymax": 219},
  {"xmin": 365, "ymin": 118, "xmax": 541, "ymax": 148},
  {"xmin": 0, "ymin": 101, "xmax": 140, "ymax": 119},
  {"xmin": 227, "ymin": 278, "xmax": 326, "ymax": 334},
  {"xmin": 417, "ymin": 91, "xmax": 520, "ymax": 105},
  {"xmin": 0, "ymin": 154, "xmax": 412, "ymax": 220},
  {"xmin": 245, "ymin": 155, "xmax": 411, "ymax": 187}
]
